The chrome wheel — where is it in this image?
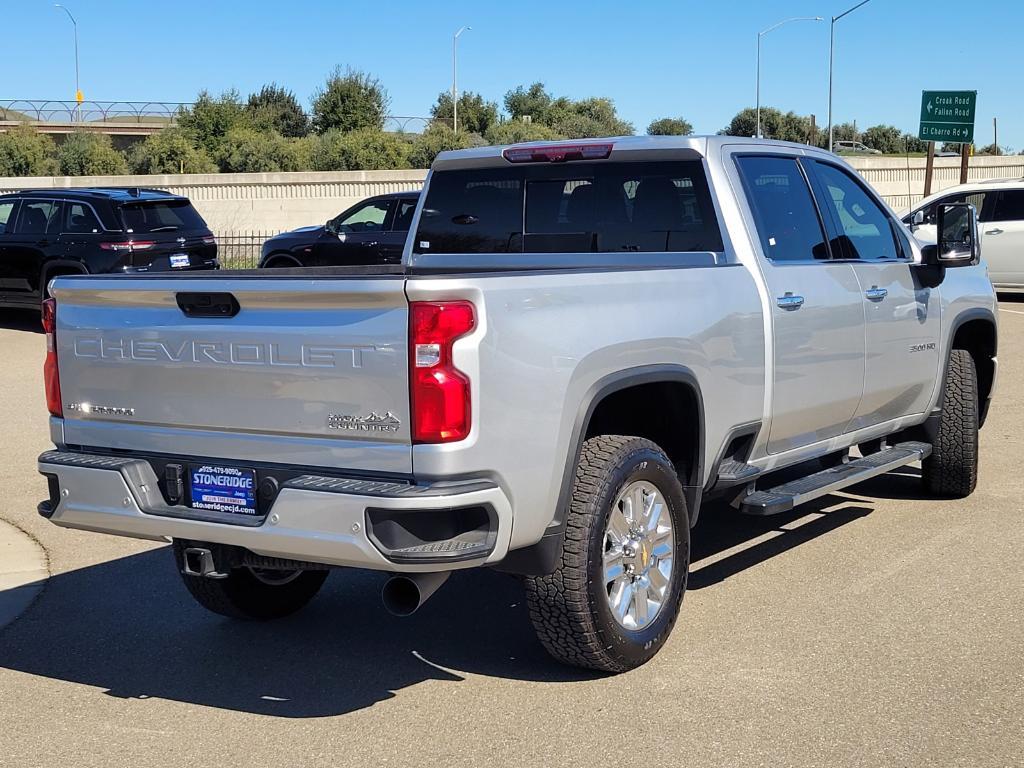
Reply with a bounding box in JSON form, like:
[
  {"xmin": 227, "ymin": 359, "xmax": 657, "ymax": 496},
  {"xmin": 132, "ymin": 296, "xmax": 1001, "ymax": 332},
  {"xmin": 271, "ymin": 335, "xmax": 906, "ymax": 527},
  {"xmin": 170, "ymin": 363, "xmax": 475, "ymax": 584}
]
[{"xmin": 603, "ymin": 480, "xmax": 674, "ymax": 630}]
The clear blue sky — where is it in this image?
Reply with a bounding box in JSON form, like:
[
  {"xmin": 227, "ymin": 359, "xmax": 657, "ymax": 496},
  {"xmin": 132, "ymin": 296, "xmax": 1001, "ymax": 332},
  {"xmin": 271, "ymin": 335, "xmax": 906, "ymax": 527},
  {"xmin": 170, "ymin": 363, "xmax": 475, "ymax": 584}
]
[{"xmin": 3, "ymin": 0, "xmax": 1021, "ymax": 148}]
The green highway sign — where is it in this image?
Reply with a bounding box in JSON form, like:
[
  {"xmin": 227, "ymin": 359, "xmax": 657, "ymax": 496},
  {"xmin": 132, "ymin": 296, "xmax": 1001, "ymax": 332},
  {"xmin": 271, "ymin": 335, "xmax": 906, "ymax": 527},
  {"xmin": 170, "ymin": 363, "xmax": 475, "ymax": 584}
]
[{"xmin": 918, "ymin": 90, "xmax": 977, "ymax": 143}]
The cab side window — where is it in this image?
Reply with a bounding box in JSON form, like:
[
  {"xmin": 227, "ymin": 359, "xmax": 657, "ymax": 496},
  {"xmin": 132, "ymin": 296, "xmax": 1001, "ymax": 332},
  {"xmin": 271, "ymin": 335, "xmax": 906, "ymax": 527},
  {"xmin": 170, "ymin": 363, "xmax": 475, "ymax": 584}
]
[
  {"xmin": 919, "ymin": 192, "xmax": 987, "ymax": 226},
  {"xmin": 392, "ymin": 199, "xmax": 417, "ymax": 232},
  {"xmin": 0, "ymin": 201, "xmax": 16, "ymax": 235},
  {"xmin": 990, "ymin": 190, "xmax": 1024, "ymax": 222},
  {"xmin": 15, "ymin": 200, "xmax": 61, "ymax": 235},
  {"xmin": 735, "ymin": 156, "xmax": 830, "ymax": 262},
  {"xmin": 810, "ymin": 162, "xmax": 900, "ymax": 261},
  {"xmin": 65, "ymin": 202, "xmax": 102, "ymax": 234},
  {"xmin": 335, "ymin": 200, "xmax": 392, "ymax": 233}
]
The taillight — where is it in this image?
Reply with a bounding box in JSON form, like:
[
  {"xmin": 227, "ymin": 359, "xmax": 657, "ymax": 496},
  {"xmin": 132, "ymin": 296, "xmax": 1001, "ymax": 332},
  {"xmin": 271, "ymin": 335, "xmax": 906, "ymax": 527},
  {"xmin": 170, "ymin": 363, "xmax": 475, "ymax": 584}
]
[
  {"xmin": 100, "ymin": 240, "xmax": 155, "ymax": 251},
  {"xmin": 42, "ymin": 298, "xmax": 61, "ymax": 417},
  {"xmin": 202, "ymin": 235, "xmax": 217, "ymax": 245},
  {"xmin": 409, "ymin": 301, "xmax": 475, "ymax": 443},
  {"xmin": 502, "ymin": 142, "xmax": 614, "ymax": 163}
]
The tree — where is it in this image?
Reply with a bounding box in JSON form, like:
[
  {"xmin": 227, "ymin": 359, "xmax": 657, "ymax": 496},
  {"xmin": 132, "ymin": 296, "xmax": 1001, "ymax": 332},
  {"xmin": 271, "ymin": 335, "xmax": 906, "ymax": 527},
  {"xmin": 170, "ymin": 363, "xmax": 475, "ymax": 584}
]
[
  {"xmin": 484, "ymin": 120, "xmax": 563, "ymax": 145},
  {"xmin": 128, "ymin": 127, "xmax": 217, "ymax": 174},
  {"xmin": 861, "ymin": 124, "xmax": 903, "ymax": 154},
  {"xmin": 723, "ymin": 107, "xmax": 812, "ymax": 144},
  {"xmin": 902, "ymin": 134, "xmax": 928, "ymax": 153},
  {"xmin": 504, "ymin": 82, "xmax": 554, "ymax": 123},
  {"xmin": 247, "ymin": 84, "xmax": 308, "ymax": 138},
  {"xmin": 647, "ymin": 117, "xmax": 693, "ymax": 136},
  {"xmin": 178, "ymin": 90, "xmax": 250, "ymax": 156},
  {"xmin": 311, "ymin": 67, "xmax": 390, "ymax": 134},
  {"xmin": 975, "ymin": 143, "xmax": 1005, "ymax": 156},
  {"xmin": 430, "ymin": 91, "xmax": 499, "ymax": 135},
  {"xmin": 409, "ymin": 123, "xmax": 476, "ymax": 168},
  {"xmin": 309, "ymin": 128, "xmax": 410, "ymax": 171},
  {"xmin": 56, "ymin": 132, "xmax": 128, "ymax": 176},
  {"xmin": 0, "ymin": 125, "xmax": 59, "ymax": 176},
  {"xmin": 215, "ymin": 127, "xmax": 304, "ymax": 173}
]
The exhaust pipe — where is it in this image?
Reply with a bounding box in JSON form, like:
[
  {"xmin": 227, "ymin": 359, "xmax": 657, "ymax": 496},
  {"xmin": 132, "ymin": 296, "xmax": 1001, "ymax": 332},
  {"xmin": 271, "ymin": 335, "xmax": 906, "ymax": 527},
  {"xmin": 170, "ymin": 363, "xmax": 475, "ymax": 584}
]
[{"xmin": 381, "ymin": 572, "xmax": 450, "ymax": 616}]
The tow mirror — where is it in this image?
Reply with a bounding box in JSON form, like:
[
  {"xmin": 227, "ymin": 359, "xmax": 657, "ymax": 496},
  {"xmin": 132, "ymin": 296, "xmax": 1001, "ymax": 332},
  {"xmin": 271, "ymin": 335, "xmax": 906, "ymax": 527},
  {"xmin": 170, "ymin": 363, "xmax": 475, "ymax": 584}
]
[{"xmin": 920, "ymin": 202, "xmax": 978, "ymax": 268}]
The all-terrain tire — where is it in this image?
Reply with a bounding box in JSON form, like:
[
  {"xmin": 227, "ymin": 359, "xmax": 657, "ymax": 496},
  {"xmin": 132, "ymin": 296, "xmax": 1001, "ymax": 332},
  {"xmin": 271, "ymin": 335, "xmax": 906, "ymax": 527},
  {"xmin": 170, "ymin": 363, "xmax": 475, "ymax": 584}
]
[
  {"xmin": 922, "ymin": 348, "xmax": 979, "ymax": 498},
  {"xmin": 173, "ymin": 541, "xmax": 329, "ymax": 620},
  {"xmin": 525, "ymin": 435, "xmax": 690, "ymax": 673}
]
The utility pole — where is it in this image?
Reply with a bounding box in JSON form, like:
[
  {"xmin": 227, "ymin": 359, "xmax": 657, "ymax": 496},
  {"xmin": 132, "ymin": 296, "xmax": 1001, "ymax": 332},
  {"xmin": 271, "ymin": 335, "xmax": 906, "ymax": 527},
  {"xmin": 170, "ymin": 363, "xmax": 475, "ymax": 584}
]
[
  {"xmin": 828, "ymin": 0, "xmax": 872, "ymax": 152},
  {"xmin": 54, "ymin": 4, "xmax": 81, "ymax": 122},
  {"xmin": 756, "ymin": 16, "xmax": 822, "ymax": 139},
  {"xmin": 452, "ymin": 26, "xmax": 471, "ymax": 133}
]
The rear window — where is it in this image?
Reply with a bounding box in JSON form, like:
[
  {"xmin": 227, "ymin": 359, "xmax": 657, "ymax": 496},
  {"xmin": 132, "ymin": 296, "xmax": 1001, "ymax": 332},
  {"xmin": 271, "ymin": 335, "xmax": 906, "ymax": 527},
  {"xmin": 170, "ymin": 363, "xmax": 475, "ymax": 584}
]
[
  {"xmin": 120, "ymin": 200, "xmax": 208, "ymax": 233},
  {"xmin": 414, "ymin": 160, "xmax": 722, "ymax": 255}
]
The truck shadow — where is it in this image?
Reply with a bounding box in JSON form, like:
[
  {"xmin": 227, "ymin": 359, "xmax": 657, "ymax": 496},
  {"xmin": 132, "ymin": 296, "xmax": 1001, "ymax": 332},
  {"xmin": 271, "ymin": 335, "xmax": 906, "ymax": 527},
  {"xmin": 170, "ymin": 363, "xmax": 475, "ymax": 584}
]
[
  {"xmin": 0, "ymin": 308, "xmax": 42, "ymax": 334},
  {"xmin": 0, "ymin": 491, "xmax": 882, "ymax": 718}
]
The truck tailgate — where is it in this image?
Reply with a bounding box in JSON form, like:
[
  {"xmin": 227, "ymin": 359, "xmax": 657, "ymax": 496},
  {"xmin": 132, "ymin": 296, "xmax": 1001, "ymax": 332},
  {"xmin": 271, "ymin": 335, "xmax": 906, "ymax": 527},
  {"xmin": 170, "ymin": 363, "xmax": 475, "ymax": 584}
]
[{"xmin": 51, "ymin": 276, "xmax": 412, "ymax": 474}]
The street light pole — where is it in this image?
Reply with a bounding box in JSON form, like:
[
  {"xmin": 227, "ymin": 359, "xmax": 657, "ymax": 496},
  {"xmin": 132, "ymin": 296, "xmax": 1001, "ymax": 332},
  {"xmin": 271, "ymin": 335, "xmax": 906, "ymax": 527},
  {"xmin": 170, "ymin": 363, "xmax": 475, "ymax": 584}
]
[
  {"xmin": 756, "ymin": 16, "xmax": 822, "ymax": 139},
  {"xmin": 54, "ymin": 4, "xmax": 80, "ymax": 123},
  {"xmin": 452, "ymin": 25, "xmax": 471, "ymax": 133},
  {"xmin": 827, "ymin": 0, "xmax": 871, "ymax": 153}
]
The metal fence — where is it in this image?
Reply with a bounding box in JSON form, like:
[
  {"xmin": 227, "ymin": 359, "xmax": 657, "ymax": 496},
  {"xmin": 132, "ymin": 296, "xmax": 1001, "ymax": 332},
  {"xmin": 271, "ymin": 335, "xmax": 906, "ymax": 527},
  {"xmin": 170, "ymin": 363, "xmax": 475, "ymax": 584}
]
[{"xmin": 216, "ymin": 232, "xmax": 279, "ymax": 271}]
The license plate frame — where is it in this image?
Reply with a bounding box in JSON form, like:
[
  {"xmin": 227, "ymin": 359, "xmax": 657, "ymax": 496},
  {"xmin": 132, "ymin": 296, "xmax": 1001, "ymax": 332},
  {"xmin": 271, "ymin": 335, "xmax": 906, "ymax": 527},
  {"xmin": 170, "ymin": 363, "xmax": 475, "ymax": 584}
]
[{"xmin": 188, "ymin": 464, "xmax": 258, "ymax": 517}]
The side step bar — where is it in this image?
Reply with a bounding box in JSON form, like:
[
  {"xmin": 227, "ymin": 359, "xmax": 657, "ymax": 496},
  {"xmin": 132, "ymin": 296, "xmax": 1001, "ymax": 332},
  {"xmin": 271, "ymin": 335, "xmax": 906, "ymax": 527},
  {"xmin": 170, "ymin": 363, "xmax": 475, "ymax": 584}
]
[{"xmin": 740, "ymin": 441, "xmax": 931, "ymax": 516}]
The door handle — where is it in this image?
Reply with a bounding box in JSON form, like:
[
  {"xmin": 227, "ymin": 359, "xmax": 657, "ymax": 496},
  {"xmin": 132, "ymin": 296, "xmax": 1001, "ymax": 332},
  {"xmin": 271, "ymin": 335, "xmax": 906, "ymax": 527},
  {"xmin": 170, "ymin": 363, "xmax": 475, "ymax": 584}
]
[
  {"xmin": 985, "ymin": 228, "xmax": 1004, "ymax": 235},
  {"xmin": 865, "ymin": 287, "xmax": 888, "ymax": 302},
  {"xmin": 776, "ymin": 293, "xmax": 805, "ymax": 311},
  {"xmin": 361, "ymin": 241, "xmax": 378, "ymax": 247}
]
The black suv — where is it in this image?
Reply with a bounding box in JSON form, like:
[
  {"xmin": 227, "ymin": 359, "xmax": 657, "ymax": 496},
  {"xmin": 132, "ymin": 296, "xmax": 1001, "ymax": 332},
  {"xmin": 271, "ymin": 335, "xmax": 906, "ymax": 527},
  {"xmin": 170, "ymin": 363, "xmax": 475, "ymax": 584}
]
[
  {"xmin": 259, "ymin": 191, "xmax": 419, "ymax": 268},
  {"xmin": 0, "ymin": 187, "xmax": 217, "ymax": 309}
]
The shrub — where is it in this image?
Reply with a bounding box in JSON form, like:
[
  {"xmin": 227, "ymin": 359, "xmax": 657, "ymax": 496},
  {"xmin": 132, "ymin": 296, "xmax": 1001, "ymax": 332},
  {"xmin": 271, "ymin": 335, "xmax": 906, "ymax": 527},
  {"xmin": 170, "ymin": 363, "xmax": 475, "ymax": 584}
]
[
  {"xmin": 311, "ymin": 68, "xmax": 390, "ymax": 134},
  {"xmin": 215, "ymin": 127, "xmax": 304, "ymax": 173},
  {"xmin": 310, "ymin": 129, "xmax": 410, "ymax": 171},
  {"xmin": 128, "ymin": 127, "xmax": 217, "ymax": 174},
  {"xmin": 56, "ymin": 132, "xmax": 128, "ymax": 176},
  {"xmin": 430, "ymin": 91, "xmax": 499, "ymax": 135},
  {"xmin": 647, "ymin": 117, "xmax": 694, "ymax": 136},
  {"xmin": 178, "ymin": 90, "xmax": 251, "ymax": 156},
  {"xmin": 0, "ymin": 125, "xmax": 59, "ymax": 176},
  {"xmin": 484, "ymin": 120, "xmax": 563, "ymax": 145},
  {"xmin": 409, "ymin": 124, "xmax": 476, "ymax": 168},
  {"xmin": 861, "ymin": 125, "xmax": 904, "ymax": 154}
]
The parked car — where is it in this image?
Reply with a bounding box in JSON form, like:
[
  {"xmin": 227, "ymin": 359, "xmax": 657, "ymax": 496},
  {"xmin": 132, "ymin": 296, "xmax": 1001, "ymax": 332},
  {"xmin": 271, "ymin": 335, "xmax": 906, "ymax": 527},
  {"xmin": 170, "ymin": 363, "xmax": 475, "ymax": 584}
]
[
  {"xmin": 259, "ymin": 192, "xmax": 420, "ymax": 268},
  {"xmin": 834, "ymin": 140, "xmax": 882, "ymax": 155},
  {"xmin": 0, "ymin": 187, "xmax": 217, "ymax": 310},
  {"xmin": 38, "ymin": 136, "xmax": 995, "ymax": 673},
  {"xmin": 903, "ymin": 178, "xmax": 1024, "ymax": 291}
]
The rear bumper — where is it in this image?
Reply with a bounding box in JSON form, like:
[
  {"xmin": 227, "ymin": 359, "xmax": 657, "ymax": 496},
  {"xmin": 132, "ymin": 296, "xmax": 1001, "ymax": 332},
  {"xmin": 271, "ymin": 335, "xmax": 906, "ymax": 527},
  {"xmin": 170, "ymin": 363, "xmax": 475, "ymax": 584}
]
[{"xmin": 38, "ymin": 450, "xmax": 512, "ymax": 573}]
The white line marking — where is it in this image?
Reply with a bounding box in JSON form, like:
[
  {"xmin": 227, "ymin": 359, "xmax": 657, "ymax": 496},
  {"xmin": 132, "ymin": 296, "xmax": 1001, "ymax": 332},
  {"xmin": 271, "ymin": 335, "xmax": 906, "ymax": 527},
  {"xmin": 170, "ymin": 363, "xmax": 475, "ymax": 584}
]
[{"xmin": 998, "ymin": 307, "xmax": 1024, "ymax": 315}]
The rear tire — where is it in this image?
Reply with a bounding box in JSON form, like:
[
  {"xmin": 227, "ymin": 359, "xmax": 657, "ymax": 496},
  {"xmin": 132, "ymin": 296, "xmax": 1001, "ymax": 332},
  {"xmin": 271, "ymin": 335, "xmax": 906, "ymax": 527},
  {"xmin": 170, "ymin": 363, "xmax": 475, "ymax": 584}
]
[
  {"xmin": 525, "ymin": 435, "xmax": 690, "ymax": 673},
  {"xmin": 173, "ymin": 541, "xmax": 329, "ymax": 620},
  {"xmin": 922, "ymin": 348, "xmax": 979, "ymax": 498}
]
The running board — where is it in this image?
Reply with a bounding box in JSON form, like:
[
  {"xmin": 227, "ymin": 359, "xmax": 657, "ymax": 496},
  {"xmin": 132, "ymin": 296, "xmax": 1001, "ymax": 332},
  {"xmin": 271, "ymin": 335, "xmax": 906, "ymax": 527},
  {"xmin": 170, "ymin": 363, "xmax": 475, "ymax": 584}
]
[{"xmin": 739, "ymin": 441, "xmax": 932, "ymax": 516}]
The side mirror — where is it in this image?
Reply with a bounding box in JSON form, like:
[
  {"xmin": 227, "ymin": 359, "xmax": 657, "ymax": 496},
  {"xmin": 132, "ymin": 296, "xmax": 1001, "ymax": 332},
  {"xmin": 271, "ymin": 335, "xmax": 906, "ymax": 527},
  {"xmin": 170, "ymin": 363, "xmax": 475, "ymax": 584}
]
[
  {"xmin": 911, "ymin": 209, "xmax": 925, "ymax": 227},
  {"xmin": 325, "ymin": 218, "xmax": 336, "ymax": 234},
  {"xmin": 920, "ymin": 202, "xmax": 978, "ymax": 268}
]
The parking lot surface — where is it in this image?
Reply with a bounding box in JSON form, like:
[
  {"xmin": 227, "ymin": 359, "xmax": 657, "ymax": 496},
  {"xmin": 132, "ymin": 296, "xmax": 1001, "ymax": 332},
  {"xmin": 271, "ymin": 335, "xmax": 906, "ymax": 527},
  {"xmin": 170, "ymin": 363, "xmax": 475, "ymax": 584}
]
[{"xmin": 1, "ymin": 302, "xmax": 1022, "ymax": 768}]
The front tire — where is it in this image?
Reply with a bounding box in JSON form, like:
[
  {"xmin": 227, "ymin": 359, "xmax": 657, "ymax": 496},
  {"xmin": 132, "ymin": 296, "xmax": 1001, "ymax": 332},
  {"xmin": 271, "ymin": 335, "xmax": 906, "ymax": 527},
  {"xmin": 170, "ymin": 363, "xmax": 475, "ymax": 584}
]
[
  {"xmin": 173, "ymin": 541, "xmax": 329, "ymax": 620},
  {"xmin": 922, "ymin": 348, "xmax": 979, "ymax": 498},
  {"xmin": 525, "ymin": 435, "xmax": 690, "ymax": 673}
]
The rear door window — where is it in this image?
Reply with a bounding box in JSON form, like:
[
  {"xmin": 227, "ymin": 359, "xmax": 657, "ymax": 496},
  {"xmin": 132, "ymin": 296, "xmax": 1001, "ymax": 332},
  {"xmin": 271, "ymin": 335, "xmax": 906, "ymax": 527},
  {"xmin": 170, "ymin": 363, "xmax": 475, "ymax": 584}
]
[
  {"xmin": 391, "ymin": 198, "xmax": 418, "ymax": 232},
  {"xmin": 990, "ymin": 190, "xmax": 1024, "ymax": 222},
  {"xmin": 15, "ymin": 200, "xmax": 61, "ymax": 236},
  {"xmin": 735, "ymin": 156, "xmax": 830, "ymax": 262},
  {"xmin": 0, "ymin": 200, "xmax": 16, "ymax": 235},
  {"xmin": 120, "ymin": 200, "xmax": 208, "ymax": 233},
  {"xmin": 65, "ymin": 202, "xmax": 102, "ymax": 234}
]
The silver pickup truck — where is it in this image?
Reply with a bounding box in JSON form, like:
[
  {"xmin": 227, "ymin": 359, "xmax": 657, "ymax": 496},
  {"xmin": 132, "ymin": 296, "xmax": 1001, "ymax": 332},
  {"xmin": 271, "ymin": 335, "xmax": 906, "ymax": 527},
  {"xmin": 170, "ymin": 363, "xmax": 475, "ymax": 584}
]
[{"xmin": 37, "ymin": 136, "xmax": 997, "ymax": 672}]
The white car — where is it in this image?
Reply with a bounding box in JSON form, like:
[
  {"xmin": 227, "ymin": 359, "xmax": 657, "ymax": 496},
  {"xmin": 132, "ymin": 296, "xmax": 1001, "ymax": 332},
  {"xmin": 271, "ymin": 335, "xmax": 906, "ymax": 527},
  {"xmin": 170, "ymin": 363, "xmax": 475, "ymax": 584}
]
[
  {"xmin": 904, "ymin": 178, "xmax": 1024, "ymax": 292},
  {"xmin": 834, "ymin": 140, "xmax": 882, "ymax": 155}
]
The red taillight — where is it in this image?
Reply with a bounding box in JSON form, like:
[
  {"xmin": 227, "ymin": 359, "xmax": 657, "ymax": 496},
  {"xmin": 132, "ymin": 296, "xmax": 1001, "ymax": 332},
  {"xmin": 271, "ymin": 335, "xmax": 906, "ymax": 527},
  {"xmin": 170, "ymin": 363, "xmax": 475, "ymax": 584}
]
[
  {"xmin": 42, "ymin": 298, "xmax": 61, "ymax": 417},
  {"xmin": 409, "ymin": 301, "xmax": 475, "ymax": 443},
  {"xmin": 100, "ymin": 240, "xmax": 155, "ymax": 251},
  {"xmin": 502, "ymin": 142, "xmax": 614, "ymax": 164}
]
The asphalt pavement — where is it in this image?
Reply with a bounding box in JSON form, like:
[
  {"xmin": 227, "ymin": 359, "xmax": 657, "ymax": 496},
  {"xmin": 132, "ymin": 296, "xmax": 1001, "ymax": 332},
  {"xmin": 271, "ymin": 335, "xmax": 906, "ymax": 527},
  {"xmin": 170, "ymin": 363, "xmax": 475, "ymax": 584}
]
[{"xmin": 0, "ymin": 301, "xmax": 1022, "ymax": 768}]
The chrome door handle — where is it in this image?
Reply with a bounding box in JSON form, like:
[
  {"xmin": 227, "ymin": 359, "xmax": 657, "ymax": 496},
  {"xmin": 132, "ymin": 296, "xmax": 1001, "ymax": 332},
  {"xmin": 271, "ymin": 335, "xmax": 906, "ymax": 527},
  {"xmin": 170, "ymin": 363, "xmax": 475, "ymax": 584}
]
[
  {"xmin": 985, "ymin": 228, "xmax": 1004, "ymax": 235},
  {"xmin": 776, "ymin": 293, "xmax": 805, "ymax": 311},
  {"xmin": 865, "ymin": 287, "xmax": 888, "ymax": 302}
]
